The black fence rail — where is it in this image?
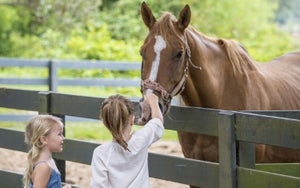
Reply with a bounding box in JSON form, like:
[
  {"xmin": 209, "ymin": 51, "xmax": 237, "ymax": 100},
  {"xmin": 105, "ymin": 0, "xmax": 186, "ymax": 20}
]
[{"xmin": 0, "ymin": 88, "xmax": 300, "ymax": 188}]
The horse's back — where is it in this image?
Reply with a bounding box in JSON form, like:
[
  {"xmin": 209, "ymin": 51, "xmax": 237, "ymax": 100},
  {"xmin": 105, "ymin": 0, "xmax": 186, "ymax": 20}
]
[
  {"xmin": 258, "ymin": 51, "xmax": 300, "ymax": 109},
  {"xmin": 268, "ymin": 51, "xmax": 300, "ymax": 67}
]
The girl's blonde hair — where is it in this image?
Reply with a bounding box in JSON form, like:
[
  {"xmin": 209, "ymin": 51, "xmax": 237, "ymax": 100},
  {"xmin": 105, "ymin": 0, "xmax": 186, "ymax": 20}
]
[
  {"xmin": 23, "ymin": 114, "xmax": 63, "ymax": 188},
  {"xmin": 100, "ymin": 95, "xmax": 134, "ymax": 151}
]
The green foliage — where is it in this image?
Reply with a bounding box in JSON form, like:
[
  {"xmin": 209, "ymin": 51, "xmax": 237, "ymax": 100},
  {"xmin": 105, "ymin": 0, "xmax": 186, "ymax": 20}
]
[
  {"xmin": 1, "ymin": 0, "xmax": 299, "ymax": 62},
  {"xmin": 0, "ymin": 5, "xmax": 19, "ymax": 54},
  {"xmin": 66, "ymin": 24, "xmax": 142, "ymax": 61},
  {"xmin": 182, "ymin": 0, "xmax": 296, "ymax": 61},
  {"xmin": 0, "ymin": 5, "xmax": 19, "ymax": 34},
  {"xmin": 98, "ymin": 0, "xmax": 185, "ymax": 40},
  {"xmin": 6, "ymin": 24, "xmax": 142, "ymax": 62}
]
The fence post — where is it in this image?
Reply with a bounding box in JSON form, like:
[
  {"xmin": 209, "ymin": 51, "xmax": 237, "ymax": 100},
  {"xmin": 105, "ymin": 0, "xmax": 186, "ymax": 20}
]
[
  {"xmin": 235, "ymin": 113, "xmax": 255, "ymax": 169},
  {"xmin": 38, "ymin": 91, "xmax": 51, "ymax": 114},
  {"xmin": 49, "ymin": 60, "xmax": 58, "ymax": 92},
  {"xmin": 38, "ymin": 91, "xmax": 66, "ymax": 182},
  {"xmin": 218, "ymin": 111, "xmax": 236, "ymax": 188}
]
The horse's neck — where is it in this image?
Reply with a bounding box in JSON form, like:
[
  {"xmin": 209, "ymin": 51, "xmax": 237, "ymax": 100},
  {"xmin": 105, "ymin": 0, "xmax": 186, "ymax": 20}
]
[{"xmin": 183, "ymin": 29, "xmax": 249, "ymax": 108}]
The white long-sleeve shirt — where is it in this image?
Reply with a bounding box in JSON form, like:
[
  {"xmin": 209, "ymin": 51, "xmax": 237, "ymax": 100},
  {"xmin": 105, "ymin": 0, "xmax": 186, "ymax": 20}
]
[{"xmin": 91, "ymin": 118, "xmax": 164, "ymax": 188}]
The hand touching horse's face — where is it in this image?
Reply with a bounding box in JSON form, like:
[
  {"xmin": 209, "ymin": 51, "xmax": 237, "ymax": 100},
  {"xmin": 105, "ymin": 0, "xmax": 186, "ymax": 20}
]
[{"xmin": 138, "ymin": 2, "xmax": 191, "ymax": 124}]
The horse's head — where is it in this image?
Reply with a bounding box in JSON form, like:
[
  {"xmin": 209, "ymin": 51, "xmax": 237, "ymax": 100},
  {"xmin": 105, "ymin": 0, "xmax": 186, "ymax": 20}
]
[{"xmin": 138, "ymin": 2, "xmax": 192, "ymax": 124}]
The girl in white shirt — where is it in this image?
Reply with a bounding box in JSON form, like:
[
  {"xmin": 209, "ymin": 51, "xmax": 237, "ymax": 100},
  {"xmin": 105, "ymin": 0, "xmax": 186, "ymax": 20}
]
[{"xmin": 91, "ymin": 93, "xmax": 164, "ymax": 188}]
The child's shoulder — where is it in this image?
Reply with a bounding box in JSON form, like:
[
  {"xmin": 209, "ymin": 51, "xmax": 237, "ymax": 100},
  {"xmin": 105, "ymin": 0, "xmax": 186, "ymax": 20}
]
[
  {"xmin": 33, "ymin": 161, "xmax": 51, "ymax": 175},
  {"xmin": 94, "ymin": 142, "xmax": 113, "ymax": 152},
  {"xmin": 92, "ymin": 142, "xmax": 117, "ymax": 160}
]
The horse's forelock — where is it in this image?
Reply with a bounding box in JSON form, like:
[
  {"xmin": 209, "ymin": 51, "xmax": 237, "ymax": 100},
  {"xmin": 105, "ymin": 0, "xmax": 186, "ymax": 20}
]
[{"xmin": 152, "ymin": 13, "xmax": 184, "ymax": 43}]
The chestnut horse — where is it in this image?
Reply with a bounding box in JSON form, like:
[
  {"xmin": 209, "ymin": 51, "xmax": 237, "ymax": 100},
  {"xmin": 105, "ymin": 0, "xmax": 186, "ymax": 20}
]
[{"xmin": 138, "ymin": 1, "xmax": 300, "ymax": 167}]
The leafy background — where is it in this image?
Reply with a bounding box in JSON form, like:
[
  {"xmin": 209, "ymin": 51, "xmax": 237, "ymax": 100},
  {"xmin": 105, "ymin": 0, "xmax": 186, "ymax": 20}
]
[{"xmin": 1, "ymin": 0, "xmax": 299, "ymax": 61}]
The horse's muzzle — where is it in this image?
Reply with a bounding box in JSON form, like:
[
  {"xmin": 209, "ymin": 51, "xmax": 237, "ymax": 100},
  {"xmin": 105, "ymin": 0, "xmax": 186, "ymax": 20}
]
[{"xmin": 137, "ymin": 97, "xmax": 164, "ymax": 125}]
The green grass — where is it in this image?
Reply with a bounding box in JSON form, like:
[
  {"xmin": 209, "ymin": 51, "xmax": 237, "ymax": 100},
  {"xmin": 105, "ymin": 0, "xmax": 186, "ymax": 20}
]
[
  {"xmin": 0, "ymin": 121, "xmax": 179, "ymax": 141},
  {"xmin": 0, "ymin": 121, "xmax": 27, "ymax": 130}
]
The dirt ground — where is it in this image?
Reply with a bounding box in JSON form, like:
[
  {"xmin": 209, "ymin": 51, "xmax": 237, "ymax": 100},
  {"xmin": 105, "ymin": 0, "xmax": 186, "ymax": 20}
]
[{"xmin": 0, "ymin": 140, "xmax": 189, "ymax": 188}]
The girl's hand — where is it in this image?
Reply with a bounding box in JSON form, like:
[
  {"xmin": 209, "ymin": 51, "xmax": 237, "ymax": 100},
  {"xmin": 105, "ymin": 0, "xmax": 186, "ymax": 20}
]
[{"xmin": 144, "ymin": 93, "xmax": 163, "ymax": 123}]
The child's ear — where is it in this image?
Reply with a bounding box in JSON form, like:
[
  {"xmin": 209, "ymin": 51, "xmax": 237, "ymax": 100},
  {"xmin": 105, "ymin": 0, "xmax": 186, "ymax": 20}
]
[{"xmin": 40, "ymin": 135, "xmax": 48, "ymax": 145}]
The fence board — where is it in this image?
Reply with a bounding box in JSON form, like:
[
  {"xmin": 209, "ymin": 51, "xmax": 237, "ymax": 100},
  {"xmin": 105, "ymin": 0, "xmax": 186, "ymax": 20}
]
[
  {"xmin": 238, "ymin": 167, "xmax": 300, "ymax": 188},
  {"xmin": 235, "ymin": 112, "xmax": 300, "ymax": 150},
  {"xmin": 0, "ymin": 58, "xmax": 49, "ymax": 67},
  {"xmin": 50, "ymin": 93, "xmax": 103, "ymax": 120},
  {"xmin": 246, "ymin": 110, "xmax": 300, "ymax": 120},
  {"xmin": 0, "ymin": 169, "xmax": 23, "ymax": 188},
  {"xmin": 0, "ymin": 78, "xmax": 140, "ymax": 87},
  {"xmin": 164, "ymin": 105, "xmax": 220, "ymax": 136},
  {"xmin": 149, "ymin": 153, "xmax": 219, "ymax": 187},
  {"xmin": 53, "ymin": 139, "xmax": 98, "ymax": 164},
  {"xmin": 0, "ymin": 169, "xmax": 80, "ymax": 188},
  {"xmin": 54, "ymin": 60, "xmax": 140, "ymax": 70},
  {"xmin": 256, "ymin": 163, "xmax": 300, "ymax": 177},
  {"xmin": 0, "ymin": 128, "xmax": 27, "ymax": 152},
  {"xmin": 58, "ymin": 78, "xmax": 140, "ymax": 87},
  {"xmin": 0, "ymin": 88, "xmax": 40, "ymax": 111},
  {"xmin": 0, "ymin": 78, "xmax": 48, "ymax": 85}
]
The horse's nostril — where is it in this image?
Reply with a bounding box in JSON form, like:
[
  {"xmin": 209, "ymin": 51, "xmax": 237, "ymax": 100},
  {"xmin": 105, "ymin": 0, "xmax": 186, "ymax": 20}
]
[{"xmin": 139, "ymin": 97, "xmax": 144, "ymax": 102}]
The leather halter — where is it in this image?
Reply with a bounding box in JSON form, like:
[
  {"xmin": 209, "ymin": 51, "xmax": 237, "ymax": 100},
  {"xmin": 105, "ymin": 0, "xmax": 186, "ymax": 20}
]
[{"xmin": 141, "ymin": 34, "xmax": 197, "ymax": 113}]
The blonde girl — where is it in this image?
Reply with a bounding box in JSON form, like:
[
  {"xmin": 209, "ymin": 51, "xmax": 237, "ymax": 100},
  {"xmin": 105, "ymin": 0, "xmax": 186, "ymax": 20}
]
[
  {"xmin": 23, "ymin": 114, "xmax": 70, "ymax": 188},
  {"xmin": 91, "ymin": 93, "xmax": 164, "ymax": 188}
]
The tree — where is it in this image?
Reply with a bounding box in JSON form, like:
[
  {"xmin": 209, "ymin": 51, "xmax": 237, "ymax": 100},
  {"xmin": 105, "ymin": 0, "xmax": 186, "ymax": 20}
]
[
  {"xmin": 0, "ymin": 5, "xmax": 20, "ymax": 54},
  {"xmin": 0, "ymin": 0, "xmax": 297, "ymax": 62},
  {"xmin": 0, "ymin": 0, "xmax": 102, "ymax": 35}
]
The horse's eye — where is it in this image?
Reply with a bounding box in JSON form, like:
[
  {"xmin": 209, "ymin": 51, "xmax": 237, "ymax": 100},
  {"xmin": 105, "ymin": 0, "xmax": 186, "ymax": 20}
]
[{"xmin": 176, "ymin": 50, "xmax": 183, "ymax": 59}]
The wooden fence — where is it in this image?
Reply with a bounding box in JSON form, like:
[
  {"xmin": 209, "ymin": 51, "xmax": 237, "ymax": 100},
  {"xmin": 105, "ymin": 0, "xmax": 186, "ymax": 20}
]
[
  {"xmin": 0, "ymin": 88, "xmax": 299, "ymax": 188},
  {"xmin": 0, "ymin": 57, "xmax": 141, "ymax": 92},
  {"xmin": 0, "ymin": 57, "xmax": 142, "ymax": 122}
]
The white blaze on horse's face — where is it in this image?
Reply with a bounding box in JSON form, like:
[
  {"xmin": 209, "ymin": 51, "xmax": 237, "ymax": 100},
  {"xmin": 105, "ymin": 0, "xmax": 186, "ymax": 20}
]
[
  {"xmin": 150, "ymin": 35, "xmax": 166, "ymax": 81},
  {"xmin": 146, "ymin": 35, "xmax": 167, "ymax": 94}
]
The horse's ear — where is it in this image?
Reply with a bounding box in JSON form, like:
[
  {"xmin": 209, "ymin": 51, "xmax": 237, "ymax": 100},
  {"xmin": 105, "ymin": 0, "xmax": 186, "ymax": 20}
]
[
  {"xmin": 177, "ymin": 4, "xmax": 191, "ymax": 31},
  {"xmin": 141, "ymin": 1, "xmax": 156, "ymax": 29}
]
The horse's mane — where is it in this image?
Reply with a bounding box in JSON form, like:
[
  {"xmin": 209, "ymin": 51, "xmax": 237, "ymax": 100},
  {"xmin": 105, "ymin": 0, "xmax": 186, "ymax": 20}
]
[
  {"xmin": 155, "ymin": 13, "xmax": 258, "ymax": 75},
  {"xmin": 217, "ymin": 39, "xmax": 258, "ymax": 75}
]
